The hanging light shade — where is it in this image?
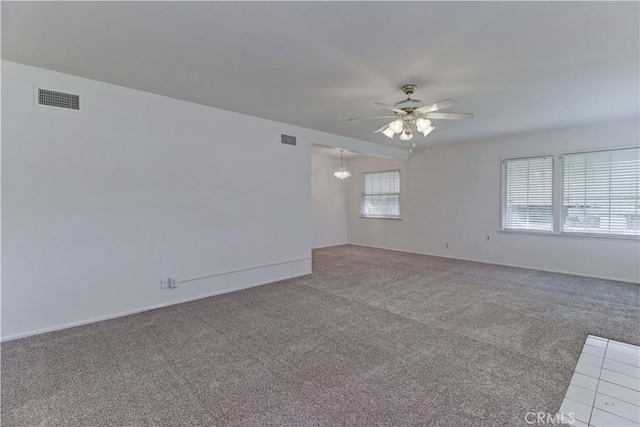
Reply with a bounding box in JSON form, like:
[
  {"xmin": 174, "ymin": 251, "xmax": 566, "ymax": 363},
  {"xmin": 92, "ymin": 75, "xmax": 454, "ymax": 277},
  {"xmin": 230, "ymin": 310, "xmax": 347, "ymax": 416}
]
[
  {"xmin": 421, "ymin": 126, "xmax": 435, "ymax": 137},
  {"xmin": 399, "ymin": 129, "xmax": 413, "ymax": 141},
  {"xmin": 415, "ymin": 118, "xmax": 431, "ymax": 132},
  {"xmin": 388, "ymin": 118, "xmax": 404, "ymax": 134},
  {"xmin": 334, "ymin": 150, "xmax": 352, "ymax": 180},
  {"xmin": 381, "ymin": 126, "xmax": 396, "ymax": 139}
]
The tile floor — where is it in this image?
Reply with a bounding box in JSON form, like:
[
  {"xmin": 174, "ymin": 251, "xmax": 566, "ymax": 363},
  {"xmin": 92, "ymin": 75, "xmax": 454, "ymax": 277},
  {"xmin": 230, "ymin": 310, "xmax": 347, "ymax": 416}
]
[{"xmin": 558, "ymin": 335, "xmax": 640, "ymax": 427}]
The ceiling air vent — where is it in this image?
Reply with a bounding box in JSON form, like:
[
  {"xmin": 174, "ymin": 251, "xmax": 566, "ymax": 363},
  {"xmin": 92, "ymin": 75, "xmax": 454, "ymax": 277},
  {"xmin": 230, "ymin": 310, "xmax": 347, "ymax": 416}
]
[
  {"xmin": 37, "ymin": 88, "xmax": 80, "ymax": 111},
  {"xmin": 281, "ymin": 134, "xmax": 297, "ymax": 146}
]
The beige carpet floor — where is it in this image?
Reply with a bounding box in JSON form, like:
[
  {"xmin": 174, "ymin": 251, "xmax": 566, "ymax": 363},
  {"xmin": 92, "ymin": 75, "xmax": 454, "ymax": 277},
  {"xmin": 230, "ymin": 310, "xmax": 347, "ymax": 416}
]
[{"xmin": 2, "ymin": 245, "xmax": 639, "ymax": 426}]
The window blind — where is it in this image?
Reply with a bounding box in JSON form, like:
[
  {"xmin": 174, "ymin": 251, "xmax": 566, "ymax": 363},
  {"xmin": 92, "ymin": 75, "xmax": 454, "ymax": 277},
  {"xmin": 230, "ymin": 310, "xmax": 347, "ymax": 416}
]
[
  {"xmin": 503, "ymin": 156, "xmax": 553, "ymax": 231},
  {"xmin": 562, "ymin": 148, "xmax": 639, "ymax": 237},
  {"xmin": 361, "ymin": 170, "xmax": 400, "ymax": 218}
]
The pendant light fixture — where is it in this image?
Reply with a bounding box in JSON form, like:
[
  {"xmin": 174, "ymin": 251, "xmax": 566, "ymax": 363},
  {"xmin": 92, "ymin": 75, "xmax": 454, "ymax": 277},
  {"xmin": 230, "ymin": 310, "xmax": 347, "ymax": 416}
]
[{"xmin": 333, "ymin": 150, "xmax": 351, "ymax": 180}]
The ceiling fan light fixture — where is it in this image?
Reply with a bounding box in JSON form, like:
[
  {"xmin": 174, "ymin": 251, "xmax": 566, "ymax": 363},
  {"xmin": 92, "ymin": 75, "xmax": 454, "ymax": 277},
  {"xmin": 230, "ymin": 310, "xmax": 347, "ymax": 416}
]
[
  {"xmin": 388, "ymin": 118, "xmax": 404, "ymax": 134},
  {"xmin": 381, "ymin": 127, "xmax": 396, "ymax": 139},
  {"xmin": 421, "ymin": 126, "xmax": 435, "ymax": 137},
  {"xmin": 399, "ymin": 130, "xmax": 413, "ymax": 141},
  {"xmin": 348, "ymin": 85, "xmax": 472, "ymax": 142},
  {"xmin": 415, "ymin": 118, "xmax": 432, "ymax": 133}
]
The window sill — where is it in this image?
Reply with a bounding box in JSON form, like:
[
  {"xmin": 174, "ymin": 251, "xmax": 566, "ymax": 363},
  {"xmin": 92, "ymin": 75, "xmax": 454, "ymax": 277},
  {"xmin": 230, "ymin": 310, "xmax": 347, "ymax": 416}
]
[
  {"xmin": 360, "ymin": 216, "xmax": 402, "ymax": 220},
  {"xmin": 499, "ymin": 229, "xmax": 639, "ymax": 241}
]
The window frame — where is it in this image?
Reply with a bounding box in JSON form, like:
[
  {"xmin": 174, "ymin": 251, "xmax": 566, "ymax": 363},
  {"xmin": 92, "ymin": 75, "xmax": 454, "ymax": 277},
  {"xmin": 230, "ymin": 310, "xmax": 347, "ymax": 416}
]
[
  {"xmin": 360, "ymin": 169, "xmax": 402, "ymax": 219},
  {"xmin": 501, "ymin": 155, "xmax": 555, "ymax": 234},
  {"xmin": 560, "ymin": 147, "xmax": 639, "ymax": 240},
  {"xmin": 500, "ymin": 146, "xmax": 639, "ymax": 241}
]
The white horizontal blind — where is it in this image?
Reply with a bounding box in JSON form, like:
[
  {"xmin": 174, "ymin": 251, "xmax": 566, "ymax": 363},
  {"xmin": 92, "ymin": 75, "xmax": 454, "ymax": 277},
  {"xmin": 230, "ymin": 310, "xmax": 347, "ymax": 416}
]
[
  {"xmin": 362, "ymin": 170, "xmax": 400, "ymax": 218},
  {"xmin": 562, "ymin": 148, "xmax": 639, "ymax": 237},
  {"xmin": 503, "ymin": 156, "xmax": 553, "ymax": 231}
]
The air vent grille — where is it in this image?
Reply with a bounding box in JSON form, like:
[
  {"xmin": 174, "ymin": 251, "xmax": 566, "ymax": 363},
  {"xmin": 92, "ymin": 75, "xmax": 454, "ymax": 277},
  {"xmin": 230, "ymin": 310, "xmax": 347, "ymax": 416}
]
[
  {"xmin": 281, "ymin": 134, "xmax": 296, "ymax": 146},
  {"xmin": 37, "ymin": 88, "xmax": 80, "ymax": 110}
]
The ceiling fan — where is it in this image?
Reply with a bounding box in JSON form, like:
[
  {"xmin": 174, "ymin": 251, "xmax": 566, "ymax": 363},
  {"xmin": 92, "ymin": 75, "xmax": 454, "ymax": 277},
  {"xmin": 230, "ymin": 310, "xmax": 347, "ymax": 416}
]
[{"xmin": 349, "ymin": 84, "xmax": 473, "ymax": 147}]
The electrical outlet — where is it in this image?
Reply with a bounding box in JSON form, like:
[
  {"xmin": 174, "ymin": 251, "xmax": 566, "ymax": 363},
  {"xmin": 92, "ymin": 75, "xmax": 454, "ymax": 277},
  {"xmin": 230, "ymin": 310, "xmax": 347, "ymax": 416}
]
[
  {"xmin": 445, "ymin": 242, "xmax": 449, "ymax": 248},
  {"xmin": 161, "ymin": 277, "xmax": 178, "ymax": 289},
  {"xmin": 486, "ymin": 235, "xmax": 491, "ymax": 241}
]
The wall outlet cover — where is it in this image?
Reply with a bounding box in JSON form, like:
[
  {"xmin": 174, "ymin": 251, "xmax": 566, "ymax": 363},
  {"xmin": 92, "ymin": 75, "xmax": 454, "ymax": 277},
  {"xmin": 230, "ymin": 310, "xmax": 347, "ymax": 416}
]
[{"xmin": 161, "ymin": 277, "xmax": 178, "ymax": 289}]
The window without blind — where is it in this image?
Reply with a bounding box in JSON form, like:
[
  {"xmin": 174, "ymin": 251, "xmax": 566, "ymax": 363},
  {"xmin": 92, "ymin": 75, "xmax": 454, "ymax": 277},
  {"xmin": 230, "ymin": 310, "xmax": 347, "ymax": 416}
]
[
  {"xmin": 503, "ymin": 156, "xmax": 554, "ymax": 231},
  {"xmin": 361, "ymin": 170, "xmax": 400, "ymax": 218},
  {"xmin": 562, "ymin": 148, "xmax": 639, "ymax": 238}
]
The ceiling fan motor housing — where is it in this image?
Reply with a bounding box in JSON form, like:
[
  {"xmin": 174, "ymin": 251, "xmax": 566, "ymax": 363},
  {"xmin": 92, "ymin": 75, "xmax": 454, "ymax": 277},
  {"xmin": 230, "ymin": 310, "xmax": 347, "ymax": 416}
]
[{"xmin": 401, "ymin": 84, "xmax": 417, "ymax": 96}]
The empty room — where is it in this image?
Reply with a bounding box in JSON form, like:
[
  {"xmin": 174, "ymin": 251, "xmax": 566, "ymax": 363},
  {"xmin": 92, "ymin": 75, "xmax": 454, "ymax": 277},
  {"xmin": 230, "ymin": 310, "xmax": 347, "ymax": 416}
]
[{"xmin": 2, "ymin": 2, "xmax": 639, "ymax": 426}]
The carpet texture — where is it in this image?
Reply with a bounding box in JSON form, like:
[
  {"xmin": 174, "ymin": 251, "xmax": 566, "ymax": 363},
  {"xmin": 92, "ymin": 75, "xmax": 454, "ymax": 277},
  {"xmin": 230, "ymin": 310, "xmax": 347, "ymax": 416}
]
[{"xmin": 2, "ymin": 245, "xmax": 639, "ymax": 426}]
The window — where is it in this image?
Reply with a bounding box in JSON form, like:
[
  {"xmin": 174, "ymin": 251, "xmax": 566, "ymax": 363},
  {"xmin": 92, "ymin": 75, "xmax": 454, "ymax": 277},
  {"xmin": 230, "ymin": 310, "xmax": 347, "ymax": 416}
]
[
  {"xmin": 501, "ymin": 147, "xmax": 638, "ymax": 239},
  {"xmin": 562, "ymin": 148, "xmax": 639, "ymax": 238},
  {"xmin": 361, "ymin": 170, "xmax": 400, "ymax": 218},
  {"xmin": 503, "ymin": 156, "xmax": 553, "ymax": 232}
]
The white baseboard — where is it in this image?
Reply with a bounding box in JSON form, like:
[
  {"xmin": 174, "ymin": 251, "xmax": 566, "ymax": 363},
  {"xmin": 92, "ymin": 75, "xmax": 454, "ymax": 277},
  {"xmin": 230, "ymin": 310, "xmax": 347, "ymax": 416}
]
[
  {"xmin": 1, "ymin": 259, "xmax": 312, "ymax": 342},
  {"xmin": 312, "ymin": 242, "xmax": 349, "ymax": 249},
  {"xmin": 348, "ymin": 243, "xmax": 640, "ymax": 285}
]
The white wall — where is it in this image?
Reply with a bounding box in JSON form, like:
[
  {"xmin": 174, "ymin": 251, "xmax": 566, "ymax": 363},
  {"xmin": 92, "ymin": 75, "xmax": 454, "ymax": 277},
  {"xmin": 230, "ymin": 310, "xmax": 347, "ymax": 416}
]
[
  {"xmin": 311, "ymin": 147, "xmax": 348, "ymax": 248},
  {"xmin": 347, "ymin": 117, "xmax": 640, "ymax": 283},
  {"xmin": 0, "ymin": 61, "xmax": 401, "ymax": 341}
]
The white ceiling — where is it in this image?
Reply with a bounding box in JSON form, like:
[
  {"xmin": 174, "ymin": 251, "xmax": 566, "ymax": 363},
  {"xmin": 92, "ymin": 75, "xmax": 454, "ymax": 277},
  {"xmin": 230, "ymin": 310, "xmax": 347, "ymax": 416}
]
[{"xmin": 2, "ymin": 2, "xmax": 638, "ymax": 150}]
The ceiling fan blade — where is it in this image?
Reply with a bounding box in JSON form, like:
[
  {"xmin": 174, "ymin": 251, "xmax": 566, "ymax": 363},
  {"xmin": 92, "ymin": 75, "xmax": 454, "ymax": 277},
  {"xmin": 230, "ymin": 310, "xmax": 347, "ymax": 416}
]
[
  {"xmin": 415, "ymin": 99, "xmax": 458, "ymax": 114},
  {"xmin": 374, "ymin": 123, "xmax": 389, "ymax": 133},
  {"xmin": 374, "ymin": 103, "xmax": 407, "ymax": 115},
  {"xmin": 424, "ymin": 112, "xmax": 473, "ymax": 120},
  {"xmin": 347, "ymin": 115, "xmax": 397, "ymax": 122}
]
